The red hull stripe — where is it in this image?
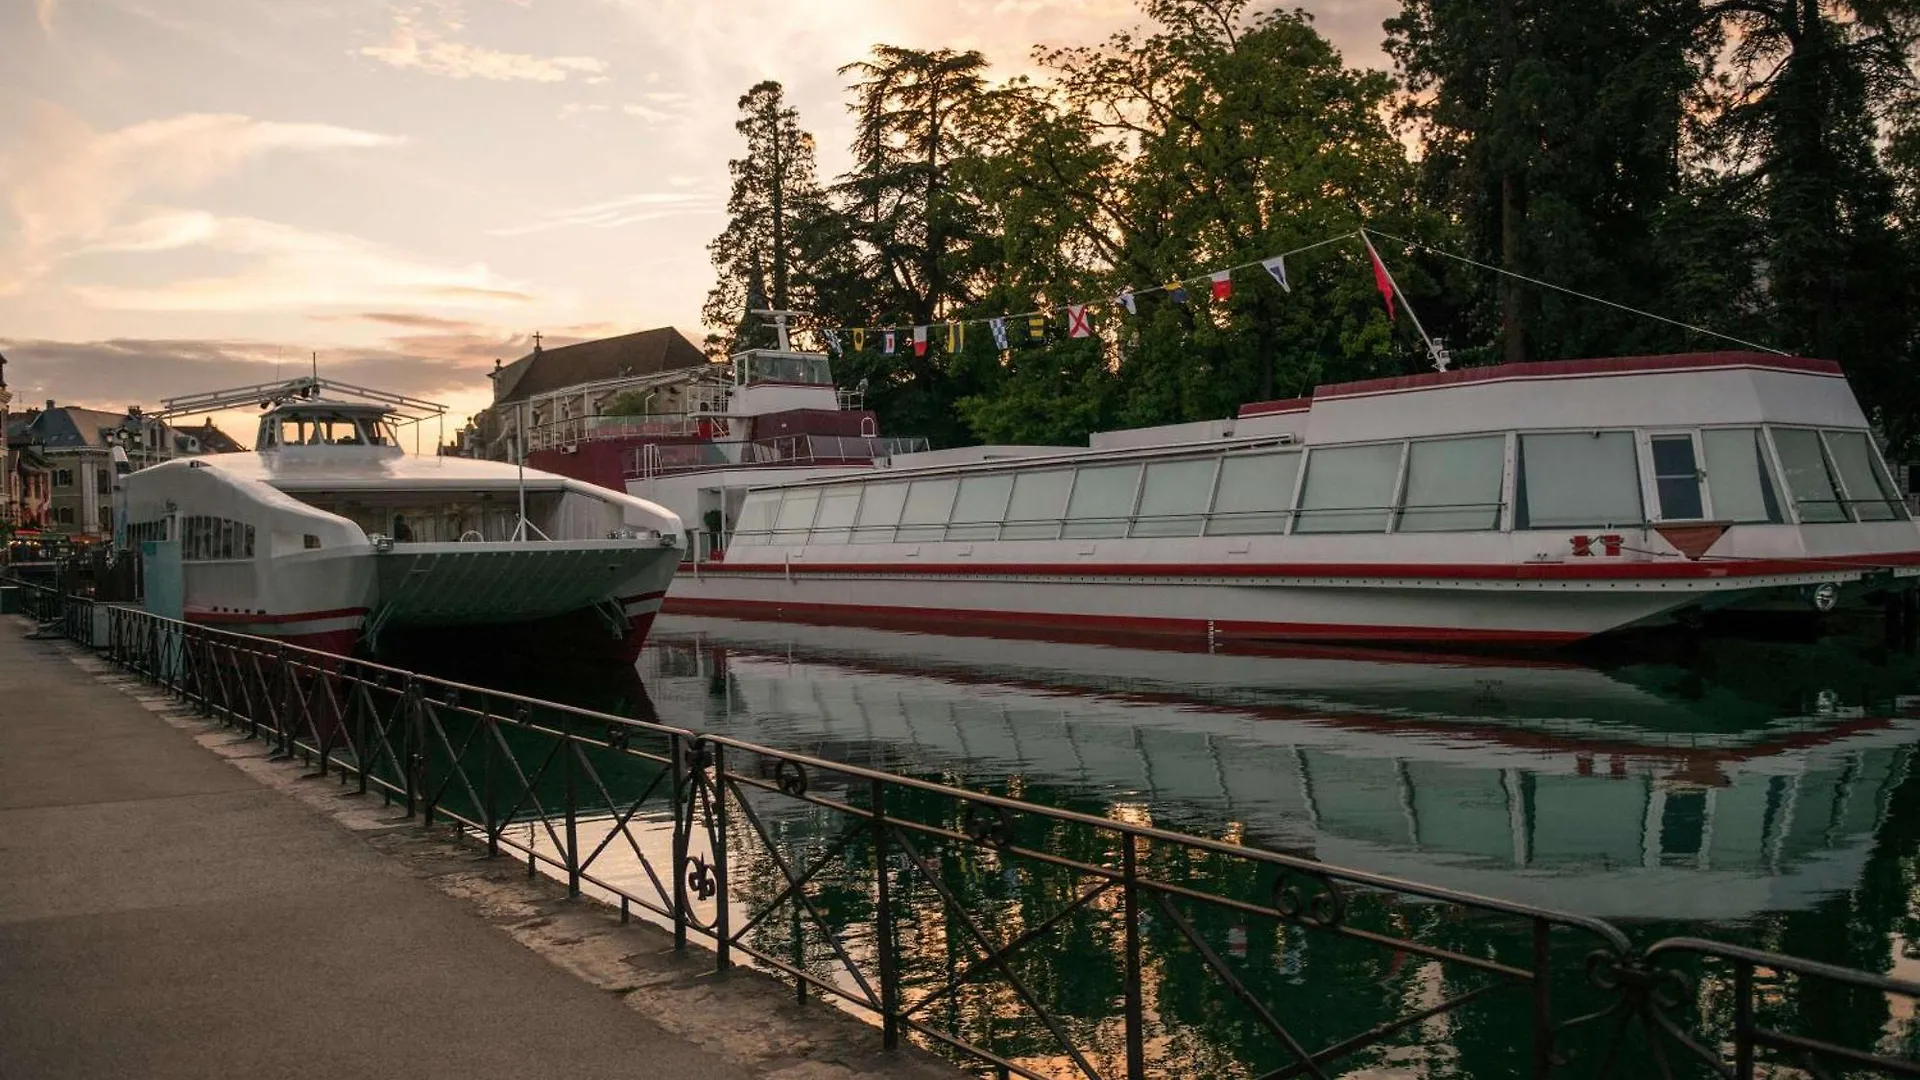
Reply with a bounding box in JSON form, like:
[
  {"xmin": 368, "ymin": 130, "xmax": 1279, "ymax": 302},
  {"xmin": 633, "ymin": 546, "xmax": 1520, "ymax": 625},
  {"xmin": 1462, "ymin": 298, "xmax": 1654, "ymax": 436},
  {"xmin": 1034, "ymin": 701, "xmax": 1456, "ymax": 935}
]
[
  {"xmin": 662, "ymin": 596, "xmax": 1587, "ymax": 644},
  {"xmin": 687, "ymin": 552, "xmax": 1919, "ymax": 582},
  {"xmin": 1316, "ymin": 351, "xmax": 1840, "ymax": 401},
  {"xmin": 186, "ymin": 606, "xmax": 369, "ymax": 625}
]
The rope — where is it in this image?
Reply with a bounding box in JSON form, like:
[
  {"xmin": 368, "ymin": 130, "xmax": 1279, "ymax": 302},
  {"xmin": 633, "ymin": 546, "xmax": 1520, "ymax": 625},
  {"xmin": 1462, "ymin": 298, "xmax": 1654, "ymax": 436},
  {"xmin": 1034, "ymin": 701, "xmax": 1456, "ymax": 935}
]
[{"xmin": 1361, "ymin": 228, "xmax": 1790, "ymax": 357}]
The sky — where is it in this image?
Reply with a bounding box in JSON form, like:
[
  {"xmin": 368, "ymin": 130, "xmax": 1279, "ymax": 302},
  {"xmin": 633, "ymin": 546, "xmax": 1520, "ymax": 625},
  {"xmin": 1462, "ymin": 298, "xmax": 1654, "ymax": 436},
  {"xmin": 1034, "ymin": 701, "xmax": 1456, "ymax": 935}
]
[{"xmin": 0, "ymin": 0, "xmax": 1397, "ymax": 445}]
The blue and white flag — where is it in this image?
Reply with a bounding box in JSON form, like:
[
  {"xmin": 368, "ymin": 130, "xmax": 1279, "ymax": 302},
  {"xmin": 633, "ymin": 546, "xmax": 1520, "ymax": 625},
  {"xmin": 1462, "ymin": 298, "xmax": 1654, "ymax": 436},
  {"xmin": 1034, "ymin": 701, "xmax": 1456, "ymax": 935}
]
[
  {"xmin": 989, "ymin": 317, "xmax": 1009, "ymax": 350},
  {"xmin": 822, "ymin": 328, "xmax": 842, "ymax": 354},
  {"xmin": 1261, "ymin": 255, "xmax": 1290, "ymax": 293},
  {"xmin": 1116, "ymin": 288, "xmax": 1136, "ymax": 315}
]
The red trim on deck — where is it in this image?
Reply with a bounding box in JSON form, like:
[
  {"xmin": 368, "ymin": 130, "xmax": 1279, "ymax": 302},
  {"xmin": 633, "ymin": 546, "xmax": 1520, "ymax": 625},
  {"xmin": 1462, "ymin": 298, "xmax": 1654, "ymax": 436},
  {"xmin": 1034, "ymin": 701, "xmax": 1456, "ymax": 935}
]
[
  {"xmin": 186, "ymin": 606, "xmax": 369, "ymax": 625},
  {"xmin": 662, "ymin": 596, "xmax": 1586, "ymax": 644},
  {"xmin": 1314, "ymin": 352, "xmax": 1842, "ymax": 401},
  {"xmin": 689, "ymin": 551, "xmax": 1920, "ymax": 582},
  {"xmin": 1236, "ymin": 396, "xmax": 1313, "ymax": 418}
]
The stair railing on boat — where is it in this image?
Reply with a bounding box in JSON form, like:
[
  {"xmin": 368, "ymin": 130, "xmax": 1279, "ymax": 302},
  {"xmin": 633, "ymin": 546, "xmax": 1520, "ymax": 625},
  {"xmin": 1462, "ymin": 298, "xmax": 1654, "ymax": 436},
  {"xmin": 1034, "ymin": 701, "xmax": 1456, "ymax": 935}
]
[{"xmin": 71, "ymin": 602, "xmax": 1920, "ymax": 1080}]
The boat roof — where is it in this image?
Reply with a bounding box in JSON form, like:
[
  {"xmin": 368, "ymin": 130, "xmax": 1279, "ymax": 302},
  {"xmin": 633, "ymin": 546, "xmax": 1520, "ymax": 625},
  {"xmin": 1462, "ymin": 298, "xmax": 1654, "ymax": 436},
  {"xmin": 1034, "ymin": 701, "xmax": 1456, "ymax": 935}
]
[
  {"xmin": 265, "ymin": 398, "xmax": 396, "ymax": 416},
  {"xmin": 144, "ymin": 448, "xmax": 581, "ymax": 491}
]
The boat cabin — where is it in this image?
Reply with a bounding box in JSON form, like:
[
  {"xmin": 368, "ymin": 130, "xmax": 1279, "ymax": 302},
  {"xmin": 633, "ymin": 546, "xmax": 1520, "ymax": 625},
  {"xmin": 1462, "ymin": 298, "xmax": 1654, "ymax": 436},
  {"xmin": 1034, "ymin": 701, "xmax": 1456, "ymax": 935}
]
[{"xmin": 256, "ymin": 400, "xmax": 403, "ymax": 456}]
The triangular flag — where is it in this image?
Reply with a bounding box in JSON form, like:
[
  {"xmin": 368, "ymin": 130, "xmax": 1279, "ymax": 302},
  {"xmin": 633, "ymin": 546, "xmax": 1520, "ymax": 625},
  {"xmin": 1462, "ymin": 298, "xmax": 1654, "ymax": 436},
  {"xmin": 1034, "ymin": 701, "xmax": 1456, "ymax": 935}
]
[
  {"xmin": 1210, "ymin": 269, "xmax": 1232, "ymax": 301},
  {"xmin": 1261, "ymin": 255, "xmax": 1290, "ymax": 293},
  {"xmin": 1369, "ymin": 246, "xmax": 1396, "ymax": 322},
  {"xmin": 822, "ymin": 328, "xmax": 842, "ymax": 354},
  {"xmin": 945, "ymin": 322, "xmax": 964, "ymax": 352},
  {"xmin": 852, "ymin": 328, "xmax": 866, "ymax": 351},
  {"xmin": 989, "ymin": 317, "xmax": 1009, "ymax": 350},
  {"xmin": 883, "ymin": 329, "xmax": 897, "ymax": 354},
  {"xmin": 1116, "ymin": 288, "xmax": 1136, "ymax": 315},
  {"xmin": 1026, "ymin": 314, "xmax": 1046, "ymax": 341},
  {"xmin": 1067, "ymin": 304, "xmax": 1092, "ymax": 338},
  {"xmin": 1166, "ymin": 280, "xmax": 1188, "ymax": 304},
  {"xmin": 913, "ymin": 325, "xmax": 928, "ymax": 357}
]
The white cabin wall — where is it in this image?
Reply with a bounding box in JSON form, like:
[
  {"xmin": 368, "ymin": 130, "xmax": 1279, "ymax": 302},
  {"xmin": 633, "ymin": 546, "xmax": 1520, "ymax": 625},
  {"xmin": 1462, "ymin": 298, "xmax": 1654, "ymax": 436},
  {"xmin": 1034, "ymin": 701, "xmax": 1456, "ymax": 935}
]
[{"xmin": 1089, "ymin": 419, "xmax": 1236, "ymax": 450}]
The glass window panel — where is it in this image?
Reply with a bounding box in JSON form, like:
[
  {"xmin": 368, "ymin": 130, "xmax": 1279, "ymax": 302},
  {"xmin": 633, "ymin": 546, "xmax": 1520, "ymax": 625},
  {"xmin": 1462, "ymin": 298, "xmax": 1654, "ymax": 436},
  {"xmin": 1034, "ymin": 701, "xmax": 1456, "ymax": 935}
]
[
  {"xmin": 1700, "ymin": 429, "xmax": 1783, "ymax": 524},
  {"xmin": 734, "ymin": 491, "xmax": 780, "ymax": 544},
  {"xmin": 1516, "ymin": 432, "xmax": 1643, "ymax": 529},
  {"xmin": 808, "ymin": 487, "xmax": 861, "ymax": 544},
  {"xmin": 1650, "ymin": 435, "xmax": 1704, "ymax": 520},
  {"xmin": 852, "ymin": 482, "xmax": 908, "ymax": 543},
  {"xmin": 1398, "ymin": 436, "xmax": 1504, "ymax": 532},
  {"xmin": 1002, "ymin": 469, "xmax": 1073, "ymax": 540},
  {"xmin": 1064, "ymin": 464, "xmax": 1141, "ymax": 539},
  {"xmin": 1770, "ymin": 429, "xmax": 1847, "ymax": 523},
  {"xmin": 772, "ymin": 490, "xmax": 819, "ymax": 542},
  {"xmin": 1133, "ymin": 458, "xmax": 1217, "ymax": 538},
  {"xmin": 1296, "ymin": 443, "xmax": 1403, "ymax": 534},
  {"xmin": 948, "ymin": 474, "xmax": 1013, "ymax": 541},
  {"xmin": 1824, "ymin": 430, "xmax": 1905, "ymax": 523},
  {"xmin": 896, "ymin": 478, "xmax": 959, "ymax": 541},
  {"xmin": 1206, "ymin": 452, "xmax": 1301, "ymax": 535}
]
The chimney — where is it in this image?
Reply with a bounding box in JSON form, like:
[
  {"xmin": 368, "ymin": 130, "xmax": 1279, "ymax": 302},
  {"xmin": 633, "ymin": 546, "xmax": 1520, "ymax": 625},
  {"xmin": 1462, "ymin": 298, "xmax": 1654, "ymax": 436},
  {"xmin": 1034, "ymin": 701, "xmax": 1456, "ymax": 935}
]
[{"xmin": 45, "ymin": 399, "xmax": 54, "ymax": 411}]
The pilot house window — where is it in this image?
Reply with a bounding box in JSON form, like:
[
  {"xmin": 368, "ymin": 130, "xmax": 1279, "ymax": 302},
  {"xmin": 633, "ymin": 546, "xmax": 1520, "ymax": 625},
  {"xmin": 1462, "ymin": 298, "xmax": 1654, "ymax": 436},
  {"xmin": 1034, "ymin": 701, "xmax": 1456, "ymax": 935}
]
[{"xmin": 1515, "ymin": 432, "xmax": 1643, "ymax": 529}]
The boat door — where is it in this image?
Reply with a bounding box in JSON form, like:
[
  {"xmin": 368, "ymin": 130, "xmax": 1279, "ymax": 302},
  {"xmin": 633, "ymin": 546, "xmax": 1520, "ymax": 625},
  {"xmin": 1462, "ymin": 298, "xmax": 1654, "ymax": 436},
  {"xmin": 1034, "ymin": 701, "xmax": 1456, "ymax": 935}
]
[{"xmin": 1642, "ymin": 430, "xmax": 1712, "ymax": 521}]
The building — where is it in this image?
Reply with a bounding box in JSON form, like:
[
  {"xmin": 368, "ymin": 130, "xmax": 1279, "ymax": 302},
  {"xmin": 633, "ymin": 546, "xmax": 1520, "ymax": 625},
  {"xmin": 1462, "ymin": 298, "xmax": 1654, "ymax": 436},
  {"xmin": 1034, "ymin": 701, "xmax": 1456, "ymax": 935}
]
[
  {"xmin": 475, "ymin": 327, "xmax": 714, "ymax": 461},
  {"xmin": 8, "ymin": 402, "xmax": 236, "ymax": 541}
]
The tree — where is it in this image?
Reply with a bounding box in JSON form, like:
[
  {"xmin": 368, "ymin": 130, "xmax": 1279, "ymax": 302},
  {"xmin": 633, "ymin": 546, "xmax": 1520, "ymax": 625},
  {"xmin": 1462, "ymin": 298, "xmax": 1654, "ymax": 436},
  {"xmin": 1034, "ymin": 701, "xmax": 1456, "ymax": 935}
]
[{"xmin": 703, "ymin": 81, "xmax": 834, "ymax": 354}]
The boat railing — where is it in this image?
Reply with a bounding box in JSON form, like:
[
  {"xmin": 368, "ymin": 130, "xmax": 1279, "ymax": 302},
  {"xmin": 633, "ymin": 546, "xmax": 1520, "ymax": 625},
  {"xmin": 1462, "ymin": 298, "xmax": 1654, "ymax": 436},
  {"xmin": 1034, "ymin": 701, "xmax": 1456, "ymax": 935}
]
[
  {"xmin": 623, "ymin": 433, "xmax": 930, "ymax": 480},
  {"xmin": 76, "ymin": 602, "xmax": 1920, "ymax": 1080},
  {"xmin": 524, "ymin": 413, "xmax": 712, "ymax": 453}
]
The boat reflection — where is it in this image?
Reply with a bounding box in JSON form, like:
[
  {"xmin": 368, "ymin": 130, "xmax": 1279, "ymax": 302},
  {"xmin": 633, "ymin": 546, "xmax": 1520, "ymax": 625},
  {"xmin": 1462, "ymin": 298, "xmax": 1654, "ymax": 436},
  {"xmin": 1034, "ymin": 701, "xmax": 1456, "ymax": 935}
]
[{"xmin": 633, "ymin": 616, "xmax": 1920, "ymax": 923}]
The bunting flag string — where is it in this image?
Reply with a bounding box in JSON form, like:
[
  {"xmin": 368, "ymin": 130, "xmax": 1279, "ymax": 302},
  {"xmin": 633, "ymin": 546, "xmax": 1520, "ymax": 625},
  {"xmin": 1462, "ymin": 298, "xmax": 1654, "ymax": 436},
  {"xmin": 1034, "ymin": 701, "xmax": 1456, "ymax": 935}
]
[{"xmin": 819, "ymin": 228, "xmax": 1365, "ymax": 355}]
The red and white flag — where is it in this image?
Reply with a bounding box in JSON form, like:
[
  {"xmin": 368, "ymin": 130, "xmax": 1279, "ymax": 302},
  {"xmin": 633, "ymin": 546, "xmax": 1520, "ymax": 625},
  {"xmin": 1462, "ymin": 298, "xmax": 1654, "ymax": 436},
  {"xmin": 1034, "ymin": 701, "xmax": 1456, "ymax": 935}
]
[
  {"xmin": 1210, "ymin": 269, "xmax": 1232, "ymax": 301},
  {"xmin": 1367, "ymin": 245, "xmax": 1396, "ymax": 322},
  {"xmin": 912, "ymin": 325, "xmax": 928, "ymax": 357},
  {"xmin": 1067, "ymin": 304, "xmax": 1092, "ymax": 338}
]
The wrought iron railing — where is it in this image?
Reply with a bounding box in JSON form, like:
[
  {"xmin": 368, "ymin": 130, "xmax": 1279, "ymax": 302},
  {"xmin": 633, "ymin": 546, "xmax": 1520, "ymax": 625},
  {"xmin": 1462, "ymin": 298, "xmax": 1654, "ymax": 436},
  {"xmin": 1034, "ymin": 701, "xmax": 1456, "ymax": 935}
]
[{"xmin": 38, "ymin": 602, "xmax": 1920, "ymax": 1080}]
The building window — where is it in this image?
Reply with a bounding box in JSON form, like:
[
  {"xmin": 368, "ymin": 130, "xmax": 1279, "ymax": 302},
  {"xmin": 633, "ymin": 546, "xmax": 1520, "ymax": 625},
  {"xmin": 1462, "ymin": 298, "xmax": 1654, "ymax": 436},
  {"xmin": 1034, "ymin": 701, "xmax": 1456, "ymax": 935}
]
[
  {"xmin": 98, "ymin": 506, "xmax": 113, "ymax": 531},
  {"xmin": 54, "ymin": 469, "xmax": 73, "ymax": 489},
  {"xmin": 56, "ymin": 506, "xmax": 74, "ymax": 525}
]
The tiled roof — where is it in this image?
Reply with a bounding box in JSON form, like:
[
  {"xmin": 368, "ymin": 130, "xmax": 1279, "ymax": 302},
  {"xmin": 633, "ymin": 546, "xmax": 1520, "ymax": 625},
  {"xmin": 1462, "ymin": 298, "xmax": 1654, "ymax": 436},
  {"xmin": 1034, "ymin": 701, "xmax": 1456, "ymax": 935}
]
[{"xmin": 492, "ymin": 327, "xmax": 709, "ymax": 405}]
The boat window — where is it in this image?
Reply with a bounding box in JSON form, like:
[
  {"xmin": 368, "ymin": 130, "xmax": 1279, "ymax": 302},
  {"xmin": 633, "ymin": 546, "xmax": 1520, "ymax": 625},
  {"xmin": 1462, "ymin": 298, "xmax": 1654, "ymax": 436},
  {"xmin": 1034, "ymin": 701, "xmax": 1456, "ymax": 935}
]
[
  {"xmin": 897, "ymin": 478, "xmax": 960, "ymax": 542},
  {"xmin": 1515, "ymin": 432, "xmax": 1642, "ymax": 529},
  {"xmin": 1132, "ymin": 458, "xmax": 1217, "ymax": 538},
  {"xmin": 1699, "ymin": 429, "xmax": 1784, "ymax": 524},
  {"xmin": 1823, "ymin": 430, "xmax": 1906, "ymax": 522},
  {"xmin": 1649, "ymin": 435, "xmax": 1705, "ymax": 520},
  {"xmin": 732, "ymin": 490, "xmax": 781, "ymax": 545},
  {"xmin": 947, "ymin": 474, "xmax": 1013, "ymax": 541},
  {"xmin": 1064, "ymin": 464, "xmax": 1142, "ymax": 539},
  {"xmin": 1002, "ymin": 469, "xmax": 1073, "ymax": 540},
  {"xmin": 1295, "ymin": 443, "xmax": 1403, "ymax": 534},
  {"xmin": 1770, "ymin": 428, "xmax": 1848, "ymax": 523},
  {"xmin": 852, "ymin": 482, "xmax": 909, "ymax": 543},
  {"xmin": 1398, "ymin": 436, "xmax": 1505, "ymax": 532},
  {"xmin": 809, "ymin": 487, "xmax": 862, "ymax": 545},
  {"xmin": 773, "ymin": 489, "xmax": 820, "ymax": 542},
  {"xmin": 1206, "ymin": 451, "xmax": 1300, "ymax": 535}
]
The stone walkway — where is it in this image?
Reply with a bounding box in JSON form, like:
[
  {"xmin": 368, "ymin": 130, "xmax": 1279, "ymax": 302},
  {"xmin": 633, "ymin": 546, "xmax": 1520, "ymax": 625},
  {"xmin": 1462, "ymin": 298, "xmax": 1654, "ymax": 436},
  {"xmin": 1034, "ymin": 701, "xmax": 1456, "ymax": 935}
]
[{"xmin": 0, "ymin": 620, "xmax": 959, "ymax": 1080}]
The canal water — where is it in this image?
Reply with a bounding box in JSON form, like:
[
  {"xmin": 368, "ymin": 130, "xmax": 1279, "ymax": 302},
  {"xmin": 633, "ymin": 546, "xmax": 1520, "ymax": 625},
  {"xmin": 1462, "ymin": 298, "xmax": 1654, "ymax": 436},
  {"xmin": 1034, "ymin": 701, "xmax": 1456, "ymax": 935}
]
[{"xmin": 410, "ymin": 616, "xmax": 1920, "ymax": 1078}]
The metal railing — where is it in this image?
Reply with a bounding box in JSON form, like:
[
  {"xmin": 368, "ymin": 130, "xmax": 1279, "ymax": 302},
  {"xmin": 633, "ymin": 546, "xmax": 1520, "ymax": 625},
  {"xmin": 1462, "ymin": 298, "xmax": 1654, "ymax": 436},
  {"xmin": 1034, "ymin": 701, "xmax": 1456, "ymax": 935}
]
[
  {"xmin": 625, "ymin": 434, "xmax": 929, "ymax": 480},
  {"xmin": 39, "ymin": 602, "xmax": 1920, "ymax": 1080}
]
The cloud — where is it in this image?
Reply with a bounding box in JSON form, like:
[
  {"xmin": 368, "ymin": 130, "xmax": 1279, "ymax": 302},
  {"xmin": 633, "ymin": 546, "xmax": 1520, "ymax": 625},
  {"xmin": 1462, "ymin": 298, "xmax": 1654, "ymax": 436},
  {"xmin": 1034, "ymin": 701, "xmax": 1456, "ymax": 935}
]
[
  {"xmin": 487, "ymin": 190, "xmax": 721, "ymax": 236},
  {"xmin": 35, "ymin": 0, "xmax": 58, "ymax": 34},
  {"xmin": 71, "ymin": 214, "xmax": 532, "ymax": 311},
  {"xmin": 360, "ymin": 5, "xmax": 609, "ymax": 83},
  {"xmin": 0, "ymin": 108, "xmax": 403, "ymax": 287},
  {"xmin": 315, "ymin": 311, "xmax": 488, "ymax": 331},
  {"xmin": 621, "ymin": 102, "xmax": 676, "ymax": 125},
  {"xmin": 557, "ymin": 102, "xmax": 610, "ymax": 121}
]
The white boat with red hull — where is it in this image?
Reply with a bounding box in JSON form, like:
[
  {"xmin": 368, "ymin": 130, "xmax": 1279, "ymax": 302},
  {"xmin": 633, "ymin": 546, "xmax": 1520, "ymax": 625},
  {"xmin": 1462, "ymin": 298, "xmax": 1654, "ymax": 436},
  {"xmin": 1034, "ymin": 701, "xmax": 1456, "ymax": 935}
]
[
  {"xmin": 530, "ymin": 323, "xmax": 1920, "ymax": 645},
  {"xmin": 119, "ymin": 378, "xmax": 683, "ymax": 658}
]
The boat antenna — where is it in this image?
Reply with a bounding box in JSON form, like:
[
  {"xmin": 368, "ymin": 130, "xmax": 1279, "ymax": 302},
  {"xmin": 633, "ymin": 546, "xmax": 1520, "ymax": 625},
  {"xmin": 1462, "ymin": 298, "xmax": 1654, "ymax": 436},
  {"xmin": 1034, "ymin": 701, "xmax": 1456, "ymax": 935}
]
[
  {"xmin": 750, "ymin": 309, "xmax": 802, "ymax": 352},
  {"xmin": 1360, "ymin": 229, "xmax": 1450, "ymax": 372},
  {"xmin": 512, "ymin": 432, "xmax": 528, "ymax": 542}
]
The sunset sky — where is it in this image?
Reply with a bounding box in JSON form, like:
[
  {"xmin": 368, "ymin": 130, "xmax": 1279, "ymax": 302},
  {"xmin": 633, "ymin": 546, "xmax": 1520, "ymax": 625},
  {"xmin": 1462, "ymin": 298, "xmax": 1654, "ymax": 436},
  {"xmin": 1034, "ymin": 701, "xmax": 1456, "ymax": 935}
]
[{"xmin": 1, "ymin": 0, "xmax": 1396, "ymax": 442}]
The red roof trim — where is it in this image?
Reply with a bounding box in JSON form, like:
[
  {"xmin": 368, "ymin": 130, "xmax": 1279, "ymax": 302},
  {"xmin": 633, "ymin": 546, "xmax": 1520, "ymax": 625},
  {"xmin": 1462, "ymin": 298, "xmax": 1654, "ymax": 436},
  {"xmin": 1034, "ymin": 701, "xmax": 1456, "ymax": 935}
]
[
  {"xmin": 1237, "ymin": 396, "xmax": 1313, "ymax": 418},
  {"xmin": 1315, "ymin": 352, "xmax": 1841, "ymax": 401}
]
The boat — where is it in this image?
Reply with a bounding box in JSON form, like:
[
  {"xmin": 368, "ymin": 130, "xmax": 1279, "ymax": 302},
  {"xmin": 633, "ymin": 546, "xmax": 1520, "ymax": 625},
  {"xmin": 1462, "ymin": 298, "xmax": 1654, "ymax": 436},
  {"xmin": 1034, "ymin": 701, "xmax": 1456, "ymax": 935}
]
[
  {"xmin": 117, "ymin": 377, "xmax": 683, "ymax": 657},
  {"xmin": 634, "ymin": 614, "xmax": 1918, "ymax": 920}
]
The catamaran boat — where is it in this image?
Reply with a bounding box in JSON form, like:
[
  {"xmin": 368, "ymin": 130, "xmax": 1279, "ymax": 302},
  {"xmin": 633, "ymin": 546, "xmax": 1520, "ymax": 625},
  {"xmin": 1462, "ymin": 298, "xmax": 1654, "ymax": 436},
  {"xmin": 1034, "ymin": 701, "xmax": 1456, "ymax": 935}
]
[
  {"xmin": 525, "ymin": 316, "xmax": 1920, "ymax": 646},
  {"xmin": 118, "ymin": 377, "xmax": 682, "ymax": 657}
]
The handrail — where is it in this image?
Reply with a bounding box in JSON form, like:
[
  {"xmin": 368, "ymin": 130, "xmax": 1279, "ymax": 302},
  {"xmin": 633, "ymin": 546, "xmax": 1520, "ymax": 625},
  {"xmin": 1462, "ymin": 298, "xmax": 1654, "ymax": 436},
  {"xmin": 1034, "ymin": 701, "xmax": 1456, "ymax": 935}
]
[{"xmin": 64, "ymin": 603, "xmax": 1920, "ymax": 1080}]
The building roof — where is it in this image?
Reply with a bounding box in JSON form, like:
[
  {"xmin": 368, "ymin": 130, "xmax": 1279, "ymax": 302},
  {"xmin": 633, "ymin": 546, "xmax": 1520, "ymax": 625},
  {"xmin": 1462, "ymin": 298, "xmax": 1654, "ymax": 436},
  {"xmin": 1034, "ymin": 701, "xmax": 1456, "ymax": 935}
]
[
  {"xmin": 491, "ymin": 327, "xmax": 709, "ymax": 405},
  {"xmin": 7, "ymin": 405, "xmax": 241, "ymax": 454}
]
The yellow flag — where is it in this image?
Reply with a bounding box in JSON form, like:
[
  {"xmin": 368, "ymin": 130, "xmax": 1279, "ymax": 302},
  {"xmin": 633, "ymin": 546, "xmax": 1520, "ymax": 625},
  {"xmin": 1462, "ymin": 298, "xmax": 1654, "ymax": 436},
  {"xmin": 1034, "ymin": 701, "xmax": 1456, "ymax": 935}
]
[
  {"xmin": 945, "ymin": 322, "xmax": 964, "ymax": 352},
  {"xmin": 852, "ymin": 328, "xmax": 866, "ymax": 351}
]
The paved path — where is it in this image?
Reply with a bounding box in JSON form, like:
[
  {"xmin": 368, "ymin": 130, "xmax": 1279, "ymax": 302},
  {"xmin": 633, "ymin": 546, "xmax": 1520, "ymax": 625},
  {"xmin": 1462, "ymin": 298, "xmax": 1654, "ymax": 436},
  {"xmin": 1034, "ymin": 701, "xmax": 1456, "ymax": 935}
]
[{"xmin": 0, "ymin": 621, "xmax": 757, "ymax": 1080}]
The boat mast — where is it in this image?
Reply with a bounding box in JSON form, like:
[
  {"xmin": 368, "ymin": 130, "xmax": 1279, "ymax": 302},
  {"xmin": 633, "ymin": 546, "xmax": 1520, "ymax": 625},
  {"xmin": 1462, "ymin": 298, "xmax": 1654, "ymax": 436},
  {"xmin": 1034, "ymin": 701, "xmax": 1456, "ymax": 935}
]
[
  {"xmin": 1361, "ymin": 229, "xmax": 1451, "ymax": 373},
  {"xmin": 750, "ymin": 309, "xmax": 802, "ymax": 352}
]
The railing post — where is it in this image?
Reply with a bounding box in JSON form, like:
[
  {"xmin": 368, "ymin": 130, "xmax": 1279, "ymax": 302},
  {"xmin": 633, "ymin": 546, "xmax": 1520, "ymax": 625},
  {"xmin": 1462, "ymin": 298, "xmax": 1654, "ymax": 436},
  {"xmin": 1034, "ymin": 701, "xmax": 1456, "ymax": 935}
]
[
  {"xmin": 1531, "ymin": 920, "xmax": 1553, "ymax": 1079},
  {"xmin": 872, "ymin": 777, "xmax": 900, "ymax": 1051},
  {"xmin": 1734, "ymin": 962, "xmax": 1755, "ymax": 1080},
  {"xmin": 403, "ymin": 678, "xmax": 421, "ymax": 819},
  {"xmin": 712, "ymin": 742, "xmax": 730, "ymax": 972},
  {"xmin": 671, "ymin": 733, "xmax": 689, "ymax": 951},
  {"xmin": 482, "ymin": 715, "xmax": 497, "ymax": 856},
  {"xmin": 564, "ymin": 733, "xmax": 581, "ymax": 898},
  {"xmin": 1122, "ymin": 835, "xmax": 1147, "ymax": 1080}
]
